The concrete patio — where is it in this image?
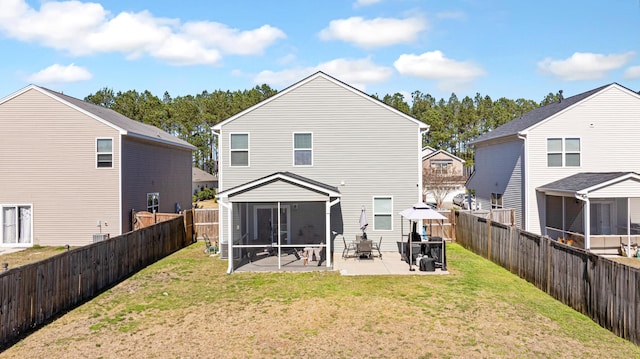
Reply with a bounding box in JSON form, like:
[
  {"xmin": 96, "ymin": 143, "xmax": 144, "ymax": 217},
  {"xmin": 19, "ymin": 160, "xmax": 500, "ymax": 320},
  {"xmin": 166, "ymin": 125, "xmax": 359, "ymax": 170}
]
[{"xmin": 230, "ymin": 250, "xmax": 449, "ymax": 276}]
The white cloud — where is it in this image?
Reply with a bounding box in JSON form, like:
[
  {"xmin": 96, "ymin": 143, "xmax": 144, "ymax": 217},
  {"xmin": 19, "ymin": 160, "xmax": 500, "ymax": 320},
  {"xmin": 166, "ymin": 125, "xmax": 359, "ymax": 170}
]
[
  {"xmin": 253, "ymin": 58, "xmax": 393, "ymax": 91},
  {"xmin": 394, "ymin": 51, "xmax": 485, "ymax": 92},
  {"xmin": 181, "ymin": 22, "xmax": 285, "ymax": 56},
  {"xmin": 537, "ymin": 52, "xmax": 635, "ymax": 81},
  {"xmin": 624, "ymin": 66, "xmax": 640, "ymax": 80},
  {"xmin": 27, "ymin": 63, "xmax": 92, "ymax": 83},
  {"xmin": 353, "ymin": 0, "xmax": 382, "ymax": 8},
  {"xmin": 0, "ymin": 0, "xmax": 285, "ymax": 65},
  {"xmin": 318, "ymin": 16, "xmax": 427, "ymax": 48}
]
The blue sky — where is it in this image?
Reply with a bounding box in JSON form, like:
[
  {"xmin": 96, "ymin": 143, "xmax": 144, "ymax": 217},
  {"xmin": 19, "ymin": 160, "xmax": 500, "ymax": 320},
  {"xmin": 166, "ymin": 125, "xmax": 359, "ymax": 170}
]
[{"xmin": 1, "ymin": 0, "xmax": 640, "ymax": 103}]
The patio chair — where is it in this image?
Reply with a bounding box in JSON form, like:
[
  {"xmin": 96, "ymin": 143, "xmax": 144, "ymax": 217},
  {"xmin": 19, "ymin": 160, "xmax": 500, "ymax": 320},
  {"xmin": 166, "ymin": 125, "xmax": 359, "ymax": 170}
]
[
  {"xmin": 357, "ymin": 239, "xmax": 372, "ymax": 259},
  {"xmin": 203, "ymin": 234, "xmax": 218, "ymax": 255},
  {"xmin": 342, "ymin": 235, "xmax": 356, "ymax": 258},
  {"xmin": 372, "ymin": 236, "xmax": 383, "ymax": 258}
]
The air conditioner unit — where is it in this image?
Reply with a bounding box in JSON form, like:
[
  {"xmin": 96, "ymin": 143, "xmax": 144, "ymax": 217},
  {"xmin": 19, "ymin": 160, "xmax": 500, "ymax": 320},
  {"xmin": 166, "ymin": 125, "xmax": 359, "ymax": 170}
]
[{"xmin": 93, "ymin": 233, "xmax": 110, "ymax": 243}]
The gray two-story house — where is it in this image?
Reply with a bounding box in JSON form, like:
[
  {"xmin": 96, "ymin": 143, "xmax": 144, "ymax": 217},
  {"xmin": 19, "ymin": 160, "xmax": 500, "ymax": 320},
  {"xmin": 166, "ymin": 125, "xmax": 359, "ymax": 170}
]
[
  {"xmin": 468, "ymin": 83, "xmax": 640, "ymax": 254},
  {"xmin": 213, "ymin": 72, "xmax": 428, "ymax": 272},
  {"xmin": 0, "ymin": 85, "xmax": 194, "ymax": 248}
]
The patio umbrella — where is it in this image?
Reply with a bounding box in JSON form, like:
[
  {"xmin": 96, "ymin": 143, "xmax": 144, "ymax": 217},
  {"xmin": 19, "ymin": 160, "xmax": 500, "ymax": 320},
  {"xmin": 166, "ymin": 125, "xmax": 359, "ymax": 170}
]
[{"xmin": 359, "ymin": 206, "xmax": 368, "ymax": 239}]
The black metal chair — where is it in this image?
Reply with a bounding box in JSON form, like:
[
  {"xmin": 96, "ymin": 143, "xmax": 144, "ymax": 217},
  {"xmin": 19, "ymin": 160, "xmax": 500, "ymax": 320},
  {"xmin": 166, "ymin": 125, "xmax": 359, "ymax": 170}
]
[{"xmin": 372, "ymin": 236, "xmax": 383, "ymax": 258}]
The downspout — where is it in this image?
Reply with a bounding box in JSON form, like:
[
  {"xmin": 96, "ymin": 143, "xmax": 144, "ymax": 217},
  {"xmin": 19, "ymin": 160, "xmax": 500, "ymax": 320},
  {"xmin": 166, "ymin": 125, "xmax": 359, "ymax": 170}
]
[
  {"xmin": 419, "ymin": 130, "xmax": 428, "ymax": 202},
  {"xmin": 218, "ymin": 199, "xmax": 233, "ymax": 274},
  {"xmin": 517, "ymin": 132, "xmax": 528, "ymax": 230}
]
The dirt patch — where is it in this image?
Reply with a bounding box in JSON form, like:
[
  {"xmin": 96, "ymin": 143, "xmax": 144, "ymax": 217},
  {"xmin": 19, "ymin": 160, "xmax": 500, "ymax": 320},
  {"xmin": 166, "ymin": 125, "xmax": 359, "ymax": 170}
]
[{"xmin": 194, "ymin": 199, "xmax": 218, "ymax": 209}]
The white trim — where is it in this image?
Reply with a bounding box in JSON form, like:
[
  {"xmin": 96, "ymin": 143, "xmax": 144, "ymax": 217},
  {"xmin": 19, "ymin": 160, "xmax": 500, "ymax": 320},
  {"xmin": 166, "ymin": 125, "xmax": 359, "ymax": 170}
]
[
  {"xmin": 372, "ymin": 196, "xmax": 394, "ymax": 231},
  {"xmin": 229, "ymin": 132, "xmax": 249, "ymax": 167},
  {"xmin": 292, "ymin": 132, "xmax": 313, "ymax": 167},
  {"xmin": 546, "ymin": 137, "xmax": 581, "ymax": 168},
  {"xmin": 217, "ymin": 172, "xmax": 341, "ymax": 200},
  {"xmin": 146, "ymin": 192, "xmax": 160, "ymax": 213},
  {"xmin": 96, "ymin": 137, "xmax": 114, "ymax": 169},
  {"xmin": 0, "ymin": 204, "xmax": 33, "ymax": 247}
]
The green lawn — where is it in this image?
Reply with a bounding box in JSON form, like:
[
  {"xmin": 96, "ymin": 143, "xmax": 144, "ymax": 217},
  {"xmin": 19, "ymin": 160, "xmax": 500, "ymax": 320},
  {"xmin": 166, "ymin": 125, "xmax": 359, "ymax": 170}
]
[{"xmin": 2, "ymin": 243, "xmax": 638, "ymax": 358}]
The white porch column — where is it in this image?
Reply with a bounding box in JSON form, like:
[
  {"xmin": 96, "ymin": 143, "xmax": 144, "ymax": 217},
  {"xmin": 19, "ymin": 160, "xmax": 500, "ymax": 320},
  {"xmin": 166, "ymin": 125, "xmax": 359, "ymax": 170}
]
[
  {"xmin": 219, "ymin": 200, "xmax": 233, "ymax": 274},
  {"xmin": 326, "ymin": 198, "xmax": 341, "ymax": 268},
  {"xmin": 584, "ymin": 198, "xmax": 590, "ymax": 251}
]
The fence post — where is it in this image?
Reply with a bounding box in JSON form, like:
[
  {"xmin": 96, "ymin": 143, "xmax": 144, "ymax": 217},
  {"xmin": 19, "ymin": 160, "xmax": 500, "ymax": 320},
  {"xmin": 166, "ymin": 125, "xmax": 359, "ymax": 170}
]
[
  {"xmin": 546, "ymin": 236, "xmax": 551, "ymax": 294},
  {"xmin": 487, "ymin": 217, "xmax": 492, "ymax": 261}
]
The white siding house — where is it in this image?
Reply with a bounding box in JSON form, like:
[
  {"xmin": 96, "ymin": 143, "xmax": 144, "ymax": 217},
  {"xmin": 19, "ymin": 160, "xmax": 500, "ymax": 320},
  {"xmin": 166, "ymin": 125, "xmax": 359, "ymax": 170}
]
[
  {"xmin": 213, "ymin": 72, "xmax": 428, "ymax": 272},
  {"xmin": 468, "ymin": 83, "xmax": 640, "ymax": 254}
]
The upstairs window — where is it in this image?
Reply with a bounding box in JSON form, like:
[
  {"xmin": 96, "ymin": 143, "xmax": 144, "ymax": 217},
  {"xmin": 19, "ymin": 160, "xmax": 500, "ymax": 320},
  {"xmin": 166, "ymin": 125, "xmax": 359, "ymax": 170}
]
[
  {"xmin": 230, "ymin": 133, "xmax": 249, "ymax": 167},
  {"xmin": 547, "ymin": 138, "xmax": 580, "ymax": 167},
  {"xmin": 431, "ymin": 159, "xmax": 453, "ymax": 174},
  {"xmin": 373, "ymin": 196, "xmax": 393, "ymax": 231},
  {"xmin": 96, "ymin": 138, "xmax": 113, "ymax": 168},
  {"xmin": 293, "ymin": 133, "xmax": 313, "ymax": 166}
]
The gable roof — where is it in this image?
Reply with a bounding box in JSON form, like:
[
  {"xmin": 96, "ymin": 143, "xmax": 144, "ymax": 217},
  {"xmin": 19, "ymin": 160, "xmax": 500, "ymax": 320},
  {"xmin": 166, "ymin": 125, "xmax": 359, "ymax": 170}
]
[
  {"xmin": 192, "ymin": 167, "xmax": 217, "ymax": 183},
  {"xmin": 217, "ymin": 171, "xmax": 341, "ymax": 199},
  {"xmin": 212, "ymin": 71, "xmax": 428, "ymax": 131},
  {"xmin": 536, "ymin": 172, "xmax": 640, "ymax": 197},
  {"xmin": 0, "ymin": 85, "xmax": 195, "ymax": 150},
  {"xmin": 422, "ymin": 148, "xmax": 465, "ymax": 163},
  {"xmin": 472, "ymin": 83, "xmax": 620, "ymax": 144}
]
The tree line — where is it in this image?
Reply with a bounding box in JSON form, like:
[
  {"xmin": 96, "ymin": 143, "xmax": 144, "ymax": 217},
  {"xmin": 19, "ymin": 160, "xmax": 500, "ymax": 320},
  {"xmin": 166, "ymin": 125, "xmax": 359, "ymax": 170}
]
[{"xmin": 84, "ymin": 86, "xmax": 563, "ymax": 172}]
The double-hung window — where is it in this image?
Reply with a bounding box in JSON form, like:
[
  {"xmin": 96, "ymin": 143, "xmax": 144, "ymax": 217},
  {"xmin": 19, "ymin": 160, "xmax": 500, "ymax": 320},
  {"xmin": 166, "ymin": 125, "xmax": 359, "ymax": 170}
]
[
  {"xmin": 96, "ymin": 138, "xmax": 113, "ymax": 168},
  {"xmin": 373, "ymin": 196, "xmax": 393, "ymax": 231},
  {"xmin": 230, "ymin": 133, "xmax": 249, "ymax": 167},
  {"xmin": 547, "ymin": 137, "xmax": 580, "ymax": 167},
  {"xmin": 491, "ymin": 193, "xmax": 503, "ymax": 209},
  {"xmin": 293, "ymin": 133, "xmax": 313, "ymax": 166},
  {"xmin": 147, "ymin": 193, "xmax": 159, "ymax": 213}
]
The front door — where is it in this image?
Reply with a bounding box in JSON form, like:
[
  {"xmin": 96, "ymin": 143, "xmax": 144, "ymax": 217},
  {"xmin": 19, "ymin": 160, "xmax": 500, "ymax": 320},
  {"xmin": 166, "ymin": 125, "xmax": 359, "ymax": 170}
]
[{"xmin": 254, "ymin": 205, "xmax": 290, "ymax": 244}]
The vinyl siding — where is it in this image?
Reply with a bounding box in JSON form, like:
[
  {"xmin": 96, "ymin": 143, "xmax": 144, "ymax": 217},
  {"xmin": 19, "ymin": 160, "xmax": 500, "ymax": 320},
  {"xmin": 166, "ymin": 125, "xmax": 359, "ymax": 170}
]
[
  {"xmin": 468, "ymin": 139, "xmax": 524, "ymax": 227},
  {"xmin": 588, "ymin": 178, "xmax": 640, "ymax": 198},
  {"xmin": 218, "ymin": 76, "xmax": 423, "ymax": 252},
  {"xmin": 526, "ymin": 86, "xmax": 640, "ymax": 234},
  {"xmin": 0, "ymin": 89, "xmax": 120, "ymax": 246},
  {"xmin": 121, "ymin": 137, "xmax": 193, "ymax": 232}
]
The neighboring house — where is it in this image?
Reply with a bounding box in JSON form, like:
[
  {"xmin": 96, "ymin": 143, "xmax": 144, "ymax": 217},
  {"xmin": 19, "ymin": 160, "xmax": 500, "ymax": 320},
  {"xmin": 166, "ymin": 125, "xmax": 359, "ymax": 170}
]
[
  {"xmin": 192, "ymin": 167, "xmax": 218, "ymax": 194},
  {"xmin": 0, "ymin": 85, "xmax": 195, "ymax": 247},
  {"xmin": 421, "ymin": 147, "xmax": 466, "ymax": 204},
  {"xmin": 467, "ymin": 83, "xmax": 640, "ymax": 254},
  {"xmin": 213, "ymin": 71, "xmax": 428, "ymax": 271}
]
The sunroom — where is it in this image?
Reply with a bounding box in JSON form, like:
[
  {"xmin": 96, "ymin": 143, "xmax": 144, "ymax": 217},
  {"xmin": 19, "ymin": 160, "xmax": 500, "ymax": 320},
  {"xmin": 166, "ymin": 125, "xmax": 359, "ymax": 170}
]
[
  {"xmin": 216, "ymin": 172, "xmax": 342, "ymax": 273},
  {"xmin": 537, "ymin": 172, "xmax": 640, "ymax": 256}
]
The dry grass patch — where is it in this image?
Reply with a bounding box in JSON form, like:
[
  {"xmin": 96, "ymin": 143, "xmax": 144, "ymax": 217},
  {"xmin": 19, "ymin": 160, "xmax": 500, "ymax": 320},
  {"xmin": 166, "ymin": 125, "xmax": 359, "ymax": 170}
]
[
  {"xmin": 0, "ymin": 245, "xmax": 69, "ymax": 269},
  {"xmin": 2, "ymin": 243, "xmax": 639, "ymax": 358}
]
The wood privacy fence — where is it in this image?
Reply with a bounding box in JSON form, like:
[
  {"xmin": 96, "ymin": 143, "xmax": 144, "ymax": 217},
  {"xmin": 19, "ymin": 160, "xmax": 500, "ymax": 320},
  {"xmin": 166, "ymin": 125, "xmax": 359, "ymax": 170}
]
[
  {"xmin": 0, "ymin": 215, "xmax": 193, "ymax": 349},
  {"xmin": 132, "ymin": 208, "xmax": 215, "ymax": 242},
  {"xmin": 193, "ymin": 208, "xmax": 218, "ymax": 240},
  {"xmin": 455, "ymin": 211, "xmax": 640, "ymax": 345}
]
